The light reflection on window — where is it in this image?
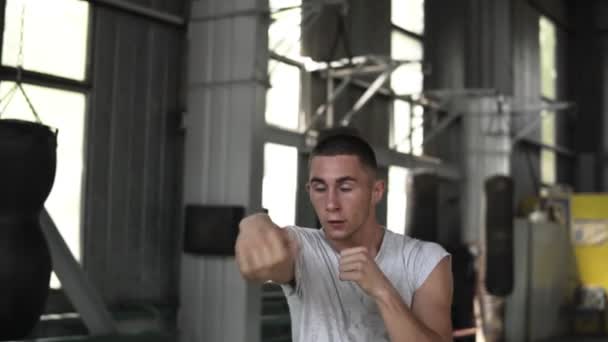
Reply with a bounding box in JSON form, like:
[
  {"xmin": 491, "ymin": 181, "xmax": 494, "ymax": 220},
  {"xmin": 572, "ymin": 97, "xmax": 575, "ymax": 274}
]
[
  {"xmin": 266, "ymin": 60, "xmax": 301, "ymax": 131},
  {"xmin": 2, "ymin": 0, "xmax": 89, "ymax": 81},
  {"xmin": 390, "ymin": 6, "xmax": 424, "ymax": 156},
  {"xmin": 391, "ymin": 0, "xmax": 424, "ymax": 35},
  {"xmin": 539, "ymin": 16, "xmax": 556, "ymax": 185},
  {"xmin": 387, "ymin": 166, "xmax": 410, "ymax": 235},
  {"xmin": 262, "ymin": 143, "xmax": 299, "ymax": 227},
  {"xmin": 392, "ymin": 100, "xmax": 423, "ymax": 156},
  {"xmin": 269, "ymin": 0, "xmax": 302, "ymax": 60}
]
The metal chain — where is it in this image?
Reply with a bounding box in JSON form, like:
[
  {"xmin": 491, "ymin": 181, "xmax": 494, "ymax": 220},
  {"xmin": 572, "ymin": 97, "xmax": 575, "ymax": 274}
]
[
  {"xmin": 1, "ymin": 3, "xmax": 43, "ymax": 123},
  {"xmin": 17, "ymin": 4, "xmax": 25, "ymax": 68}
]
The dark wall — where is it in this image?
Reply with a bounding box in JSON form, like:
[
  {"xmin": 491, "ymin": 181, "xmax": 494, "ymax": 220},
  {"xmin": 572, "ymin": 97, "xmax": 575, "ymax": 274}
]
[
  {"xmin": 424, "ymin": 0, "xmax": 465, "ymax": 91},
  {"xmin": 567, "ymin": 0, "xmax": 608, "ymax": 191},
  {"xmin": 84, "ymin": 4, "xmax": 186, "ymax": 305}
]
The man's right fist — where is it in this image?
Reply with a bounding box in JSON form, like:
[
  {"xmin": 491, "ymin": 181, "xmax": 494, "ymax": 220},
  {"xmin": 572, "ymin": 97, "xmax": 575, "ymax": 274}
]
[{"xmin": 235, "ymin": 214, "xmax": 298, "ymax": 284}]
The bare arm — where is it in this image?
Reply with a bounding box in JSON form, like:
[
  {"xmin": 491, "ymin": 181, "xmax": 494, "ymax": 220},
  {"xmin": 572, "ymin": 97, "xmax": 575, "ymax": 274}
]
[
  {"xmin": 234, "ymin": 213, "xmax": 298, "ymax": 284},
  {"xmin": 375, "ymin": 257, "xmax": 453, "ymax": 342}
]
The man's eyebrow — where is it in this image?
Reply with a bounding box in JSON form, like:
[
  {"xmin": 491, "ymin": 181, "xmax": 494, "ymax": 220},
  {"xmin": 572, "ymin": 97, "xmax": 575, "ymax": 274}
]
[
  {"xmin": 309, "ymin": 176, "xmax": 357, "ymax": 184},
  {"xmin": 309, "ymin": 177, "xmax": 326, "ymax": 184}
]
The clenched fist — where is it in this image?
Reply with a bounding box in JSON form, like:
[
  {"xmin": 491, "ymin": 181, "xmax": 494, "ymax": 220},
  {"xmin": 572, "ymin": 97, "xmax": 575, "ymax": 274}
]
[
  {"xmin": 339, "ymin": 247, "xmax": 392, "ymax": 299},
  {"xmin": 235, "ymin": 214, "xmax": 298, "ymax": 284}
]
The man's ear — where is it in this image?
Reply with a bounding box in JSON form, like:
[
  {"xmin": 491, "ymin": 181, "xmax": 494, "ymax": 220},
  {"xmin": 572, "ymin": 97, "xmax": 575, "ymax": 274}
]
[{"xmin": 372, "ymin": 179, "xmax": 385, "ymax": 204}]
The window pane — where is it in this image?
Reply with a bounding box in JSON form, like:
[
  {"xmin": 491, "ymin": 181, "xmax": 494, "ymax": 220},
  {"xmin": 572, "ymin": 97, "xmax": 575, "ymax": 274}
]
[
  {"xmin": 0, "ymin": 82, "xmax": 86, "ymax": 288},
  {"xmin": 262, "ymin": 143, "xmax": 299, "ymax": 227},
  {"xmin": 387, "ymin": 166, "xmax": 410, "ymax": 235},
  {"xmin": 392, "ymin": 100, "xmax": 423, "ymax": 155},
  {"xmin": 391, "ymin": 31, "xmax": 423, "ymax": 95},
  {"xmin": 391, "ymin": 62, "xmax": 423, "ymax": 95},
  {"xmin": 266, "ymin": 60, "xmax": 301, "ymax": 130},
  {"xmin": 270, "ymin": 0, "xmax": 301, "ymax": 9},
  {"xmin": 411, "ymin": 106, "xmax": 424, "ymax": 156},
  {"xmin": 539, "ymin": 16, "xmax": 556, "ymax": 100},
  {"xmin": 391, "ymin": 31, "xmax": 423, "ymax": 61},
  {"xmin": 2, "ymin": 0, "xmax": 89, "ymax": 81},
  {"xmin": 541, "ymin": 110, "xmax": 556, "ymax": 184},
  {"xmin": 392, "ymin": 100, "xmax": 411, "ymax": 153},
  {"xmin": 391, "ymin": 0, "xmax": 424, "ymax": 35},
  {"xmin": 269, "ymin": 0, "xmax": 302, "ymax": 60},
  {"xmin": 539, "ymin": 16, "xmax": 557, "ymax": 185}
]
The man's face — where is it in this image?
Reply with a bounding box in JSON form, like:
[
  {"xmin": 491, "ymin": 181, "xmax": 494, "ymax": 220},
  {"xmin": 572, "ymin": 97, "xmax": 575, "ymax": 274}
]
[{"xmin": 307, "ymin": 154, "xmax": 384, "ymax": 242}]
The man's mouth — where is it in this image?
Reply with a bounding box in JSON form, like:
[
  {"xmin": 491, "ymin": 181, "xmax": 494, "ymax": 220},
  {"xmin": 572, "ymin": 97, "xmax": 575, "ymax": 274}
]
[{"xmin": 327, "ymin": 220, "xmax": 346, "ymax": 228}]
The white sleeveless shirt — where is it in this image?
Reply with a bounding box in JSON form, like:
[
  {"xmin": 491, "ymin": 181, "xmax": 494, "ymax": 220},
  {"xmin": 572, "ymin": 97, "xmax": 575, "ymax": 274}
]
[{"xmin": 280, "ymin": 226, "xmax": 449, "ymax": 342}]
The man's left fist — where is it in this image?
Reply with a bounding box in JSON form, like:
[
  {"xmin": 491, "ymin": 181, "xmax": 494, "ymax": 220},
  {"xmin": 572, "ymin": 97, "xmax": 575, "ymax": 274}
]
[{"xmin": 338, "ymin": 247, "xmax": 391, "ymax": 299}]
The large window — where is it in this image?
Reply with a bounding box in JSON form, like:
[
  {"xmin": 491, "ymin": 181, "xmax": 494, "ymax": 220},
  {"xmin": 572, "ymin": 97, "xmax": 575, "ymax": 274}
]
[
  {"xmin": 539, "ymin": 16, "xmax": 556, "ymax": 185},
  {"xmin": 386, "ymin": 166, "xmax": 410, "ymax": 235},
  {"xmin": 263, "ymin": 0, "xmax": 304, "ymax": 228},
  {"xmin": 2, "ymin": 0, "xmax": 89, "ymax": 80},
  {"xmin": 1, "ymin": 0, "xmax": 90, "ymax": 288},
  {"xmin": 262, "ymin": 143, "xmax": 299, "ymax": 227},
  {"xmin": 266, "ymin": 59, "xmax": 301, "ymax": 131},
  {"xmin": 391, "ymin": 0, "xmax": 424, "ymax": 35},
  {"xmin": 387, "ymin": 0, "xmax": 424, "ymax": 233},
  {"xmin": 390, "ymin": 0, "xmax": 424, "ymax": 156},
  {"xmin": 266, "ymin": 0, "xmax": 302, "ymax": 131}
]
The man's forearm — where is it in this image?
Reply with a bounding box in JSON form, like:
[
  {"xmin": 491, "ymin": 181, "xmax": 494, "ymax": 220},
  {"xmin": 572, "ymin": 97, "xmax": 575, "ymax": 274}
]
[{"xmin": 374, "ymin": 286, "xmax": 445, "ymax": 342}]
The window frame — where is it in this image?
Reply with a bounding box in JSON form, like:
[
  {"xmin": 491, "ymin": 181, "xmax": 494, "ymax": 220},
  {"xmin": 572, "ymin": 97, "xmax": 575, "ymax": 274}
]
[{"xmin": 390, "ymin": 0, "xmax": 425, "ymax": 156}]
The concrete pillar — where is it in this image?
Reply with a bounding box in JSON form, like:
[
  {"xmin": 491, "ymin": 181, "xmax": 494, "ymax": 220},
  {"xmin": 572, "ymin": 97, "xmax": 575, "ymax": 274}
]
[{"xmin": 179, "ymin": 0, "xmax": 268, "ymax": 341}]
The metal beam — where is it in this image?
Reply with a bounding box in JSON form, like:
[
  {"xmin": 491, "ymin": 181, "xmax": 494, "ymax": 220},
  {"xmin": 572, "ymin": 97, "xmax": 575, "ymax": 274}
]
[
  {"xmin": 39, "ymin": 209, "xmax": 117, "ymax": 335},
  {"xmin": 375, "ymin": 147, "xmax": 460, "ymax": 180},
  {"xmin": 340, "ymin": 67, "xmax": 394, "ymax": 126},
  {"xmin": 84, "ymin": 0, "xmax": 186, "ymax": 28},
  {"xmin": 421, "ymin": 111, "xmax": 462, "ymax": 146},
  {"xmin": 515, "ymin": 137, "xmax": 576, "ymax": 158},
  {"xmin": 305, "ymin": 74, "xmax": 352, "ymax": 133},
  {"xmin": 264, "ymin": 125, "xmax": 307, "ymax": 150},
  {"xmin": 511, "ymin": 111, "xmax": 550, "ymax": 145}
]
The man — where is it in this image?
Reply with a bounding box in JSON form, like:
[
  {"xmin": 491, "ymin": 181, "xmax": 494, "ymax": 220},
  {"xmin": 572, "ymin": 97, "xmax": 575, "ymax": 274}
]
[{"xmin": 235, "ymin": 132, "xmax": 452, "ymax": 342}]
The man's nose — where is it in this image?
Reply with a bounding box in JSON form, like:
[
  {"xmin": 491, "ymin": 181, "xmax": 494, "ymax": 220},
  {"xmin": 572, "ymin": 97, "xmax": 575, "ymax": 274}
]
[{"xmin": 326, "ymin": 189, "xmax": 340, "ymax": 211}]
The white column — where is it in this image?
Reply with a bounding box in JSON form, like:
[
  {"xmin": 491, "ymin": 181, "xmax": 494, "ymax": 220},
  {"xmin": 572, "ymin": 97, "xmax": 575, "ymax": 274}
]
[
  {"xmin": 458, "ymin": 97, "xmax": 511, "ymax": 244},
  {"xmin": 179, "ymin": 0, "xmax": 268, "ymax": 341}
]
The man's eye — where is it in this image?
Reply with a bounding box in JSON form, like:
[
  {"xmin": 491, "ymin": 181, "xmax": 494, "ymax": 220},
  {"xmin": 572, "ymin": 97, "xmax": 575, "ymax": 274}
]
[
  {"xmin": 313, "ymin": 186, "xmax": 326, "ymax": 192},
  {"xmin": 339, "ymin": 186, "xmax": 352, "ymax": 192}
]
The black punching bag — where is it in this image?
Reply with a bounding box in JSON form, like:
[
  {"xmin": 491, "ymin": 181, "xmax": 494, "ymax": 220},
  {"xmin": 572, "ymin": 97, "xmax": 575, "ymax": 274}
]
[
  {"xmin": 0, "ymin": 119, "xmax": 56, "ymax": 339},
  {"xmin": 408, "ymin": 173, "xmax": 439, "ymax": 242},
  {"xmin": 484, "ymin": 175, "xmax": 514, "ymax": 297}
]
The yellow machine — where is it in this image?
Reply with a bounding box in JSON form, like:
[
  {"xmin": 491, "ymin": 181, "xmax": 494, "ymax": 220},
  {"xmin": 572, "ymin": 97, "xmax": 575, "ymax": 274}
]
[{"xmin": 570, "ymin": 193, "xmax": 608, "ymax": 334}]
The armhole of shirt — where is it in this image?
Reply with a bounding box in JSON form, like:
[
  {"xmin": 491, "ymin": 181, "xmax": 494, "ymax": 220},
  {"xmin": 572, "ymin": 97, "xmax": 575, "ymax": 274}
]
[{"xmin": 414, "ymin": 242, "xmax": 451, "ymax": 290}]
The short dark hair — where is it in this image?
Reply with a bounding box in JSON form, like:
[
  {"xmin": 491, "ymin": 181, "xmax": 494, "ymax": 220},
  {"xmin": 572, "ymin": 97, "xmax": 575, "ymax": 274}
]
[{"xmin": 309, "ymin": 129, "xmax": 378, "ymax": 176}]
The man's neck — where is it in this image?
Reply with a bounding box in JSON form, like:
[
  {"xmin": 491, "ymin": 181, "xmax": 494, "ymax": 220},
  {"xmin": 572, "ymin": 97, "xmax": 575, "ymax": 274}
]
[{"xmin": 329, "ymin": 222, "xmax": 385, "ymax": 258}]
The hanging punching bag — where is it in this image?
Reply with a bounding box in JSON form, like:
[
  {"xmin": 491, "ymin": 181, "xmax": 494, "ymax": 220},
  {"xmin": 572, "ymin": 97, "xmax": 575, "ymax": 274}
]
[
  {"xmin": 484, "ymin": 175, "xmax": 514, "ymax": 297},
  {"xmin": 0, "ymin": 119, "xmax": 56, "ymax": 339},
  {"xmin": 408, "ymin": 173, "xmax": 440, "ymax": 242}
]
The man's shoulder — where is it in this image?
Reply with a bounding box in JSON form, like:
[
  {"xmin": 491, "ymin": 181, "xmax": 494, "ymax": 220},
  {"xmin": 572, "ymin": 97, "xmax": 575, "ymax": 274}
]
[
  {"xmin": 283, "ymin": 225, "xmax": 324, "ymax": 244},
  {"xmin": 384, "ymin": 230, "xmax": 448, "ymax": 266},
  {"xmin": 283, "ymin": 225, "xmax": 321, "ymax": 235}
]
